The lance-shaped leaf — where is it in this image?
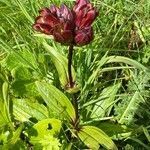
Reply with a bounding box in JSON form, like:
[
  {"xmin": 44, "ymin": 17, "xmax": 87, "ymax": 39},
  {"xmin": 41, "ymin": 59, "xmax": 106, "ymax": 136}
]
[
  {"xmin": 13, "ymin": 98, "xmax": 49, "ymax": 122},
  {"xmin": 105, "ymin": 56, "xmax": 148, "ymax": 71},
  {"xmin": 43, "ymin": 42, "xmax": 79, "ymax": 93},
  {"xmin": 36, "ymin": 81, "xmax": 76, "ymax": 121},
  {"xmin": 78, "ymin": 126, "xmax": 118, "ymax": 150}
]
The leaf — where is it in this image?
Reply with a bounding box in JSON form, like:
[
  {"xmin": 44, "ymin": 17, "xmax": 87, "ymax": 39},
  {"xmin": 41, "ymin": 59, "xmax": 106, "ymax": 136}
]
[
  {"xmin": 3, "ymin": 124, "xmax": 24, "ymax": 149},
  {"xmin": 90, "ymin": 83, "xmax": 121, "ymax": 118},
  {"xmin": 0, "ymin": 82, "xmax": 13, "ymax": 129},
  {"xmin": 106, "ymin": 56, "xmax": 148, "ymax": 71},
  {"xmin": 36, "ymin": 81, "xmax": 76, "ymax": 121},
  {"xmin": 12, "ymin": 80, "xmax": 38, "ymax": 97},
  {"xmin": 7, "ymin": 124, "xmax": 24, "ymax": 145},
  {"xmin": 13, "ymin": 98, "xmax": 49, "ymax": 122},
  {"xmin": 97, "ymin": 122, "xmax": 132, "ymax": 140},
  {"xmin": 142, "ymin": 126, "xmax": 150, "ymax": 143},
  {"xmin": 43, "ymin": 42, "xmax": 79, "ymax": 93},
  {"xmin": 31, "ymin": 118, "xmax": 61, "ymax": 138},
  {"xmin": 34, "ymin": 33, "xmax": 53, "ymax": 40},
  {"xmin": 115, "ymin": 71, "xmax": 149, "ymax": 125},
  {"xmin": 30, "ymin": 119, "xmax": 61, "ymax": 150},
  {"xmin": 11, "ymin": 66, "xmax": 32, "ymax": 80},
  {"xmin": 15, "ymin": 0, "xmax": 34, "ymax": 23},
  {"xmin": 11, "ymin": 66, "xmax": 39, "ymax": 97},
  {"xmin": 0, "ymin": 100, "xmax": 9, "ymax": 128},
  {"xmin": 3, "ymin": 50, "xmax": 38, "ymax": 71},
  {"xmin": 78, "ymin": 126, "xmax": 118, "ymax": 150},
  {"xmin": 31, "ymin": 135, "xmax": 61, "ymax": 150},
  {"xmin": 88, "ymin": 52, "xmax": 108, "ymax": 84}
]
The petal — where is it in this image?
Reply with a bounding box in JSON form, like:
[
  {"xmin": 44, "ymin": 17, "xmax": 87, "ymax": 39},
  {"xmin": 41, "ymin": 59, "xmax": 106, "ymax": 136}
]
[
  {"xmin": 74, "ymin": 10, "xmax": 84, "ymax": 27},
  {"xmin": 73, "ymin": 0, "xmax": 89, "ymax": 13},
  {"xmin": 73, "ymin": 0, "xmax": 98, "ymax": 28},
  {"xmin": 35, "ymin": 15, "xmax": 59, "ymax": 27},
  {"xmin": 64, "ymin": 21, "xmax": 74, "ymax": 30},
  {"xmin": 39, "ymin": 7, "xmax": 51, "ymax": 16},
  {"xmin": 80, "ymin": 9, "xmax": 97, "ymax": 28},
  {"xmin": 75, "ymin": 27, "xmax": 93, "ymax": 46},
  {"xmin": 32, "ymin": 23, "xmax": 53, "ymax": 35},
  {"xmin": 53, "ymin": 29, "xmax": 73, "ymax": 45},
  {"xmin": 60, "ymin": 4, "xmax": 74, "ymax": 21},
  {"xmin": 53, "ymin": 32, "xmax": 64, "ymax": 43},
  {"xmin": 49, "ymin": 5, "xmax": 59, "ymax": 17},
  {"xmin": 62, "ymin": 30, "xmax": 73, "ymax": 42}
]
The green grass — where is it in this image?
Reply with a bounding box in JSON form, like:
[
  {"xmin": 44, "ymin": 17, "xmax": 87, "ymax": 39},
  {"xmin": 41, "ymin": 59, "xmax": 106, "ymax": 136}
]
[{"xmin": 0, "ymin": 0, "xmax": 150, "ymax": 149}]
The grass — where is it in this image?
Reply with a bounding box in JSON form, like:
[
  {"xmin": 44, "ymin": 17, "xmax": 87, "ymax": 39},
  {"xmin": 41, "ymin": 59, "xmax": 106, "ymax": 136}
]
[{"xmin": 0, "ymin": 0, "xmax": 150, "ymax": 149}]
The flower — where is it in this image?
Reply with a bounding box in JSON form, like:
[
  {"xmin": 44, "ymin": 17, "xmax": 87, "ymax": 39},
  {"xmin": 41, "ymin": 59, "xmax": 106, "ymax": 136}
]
[
  {"xmin": 33, "ymin": 0, "xmax": 98, "ymax": 46},
  {"xmin": 33, "ymin": 4, "xmax": 74, "ymax": 45},
  {"xmin": 73, "ymin": 0, "xmax": 98, "ymax": 46}
]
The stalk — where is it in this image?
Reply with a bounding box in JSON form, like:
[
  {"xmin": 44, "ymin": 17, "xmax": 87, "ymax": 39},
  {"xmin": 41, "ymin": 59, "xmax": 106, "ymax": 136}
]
[
  {"xmin": 68, "ymin": 45, "xmax": 74, "ymax": 88},
  {"xmin": 68, "ymin": 45, "xmax": 79, "ymax": 128}
]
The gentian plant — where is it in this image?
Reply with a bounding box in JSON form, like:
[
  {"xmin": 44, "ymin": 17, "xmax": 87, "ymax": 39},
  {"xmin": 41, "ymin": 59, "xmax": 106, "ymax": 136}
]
[
  {"xmin": 32, "ymin": 0, "xmax": 118, "ymax": 149},
  {"xmin": 33, "ymin": 0, "xmax": 98, "ymax": 89},
  {"xmin": 1, "ymin": 0, "xmax": 149, "ymax": 149}
]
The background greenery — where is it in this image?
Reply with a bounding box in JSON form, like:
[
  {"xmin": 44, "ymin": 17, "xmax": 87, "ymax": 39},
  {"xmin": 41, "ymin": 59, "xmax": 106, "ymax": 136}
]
[{"xmin": 0, "ymin": 0, "xmax": 150, "ymax": 149}]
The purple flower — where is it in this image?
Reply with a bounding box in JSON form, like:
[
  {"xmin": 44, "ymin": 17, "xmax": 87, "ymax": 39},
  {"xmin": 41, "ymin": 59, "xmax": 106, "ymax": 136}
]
[{"xmin": 33, "ymin": 0, "xmax": 98, "ymax": 46}]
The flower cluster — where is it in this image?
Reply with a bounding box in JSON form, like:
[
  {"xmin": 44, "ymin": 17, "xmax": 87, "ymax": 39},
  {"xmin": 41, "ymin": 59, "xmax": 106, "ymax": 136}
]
[{"xmin": 33, "ymin": 0, "xmax": 98, "ymax": 46}]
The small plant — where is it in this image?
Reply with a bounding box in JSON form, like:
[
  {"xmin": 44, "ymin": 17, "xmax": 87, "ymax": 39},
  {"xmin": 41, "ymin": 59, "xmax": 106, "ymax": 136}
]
[
  {"xmin": 32, "ymin": 0, "xmax": 117, "ymax": 149},
  {"xmin": 0, "ymin": 0, "xmax": 150, "ymax": 149}
]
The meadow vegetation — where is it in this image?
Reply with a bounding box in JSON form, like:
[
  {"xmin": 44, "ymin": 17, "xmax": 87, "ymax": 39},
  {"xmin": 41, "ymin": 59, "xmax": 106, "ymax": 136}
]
[{"xmin": 0, "ymin": 0, "xmax": 150, "ymax": 149}]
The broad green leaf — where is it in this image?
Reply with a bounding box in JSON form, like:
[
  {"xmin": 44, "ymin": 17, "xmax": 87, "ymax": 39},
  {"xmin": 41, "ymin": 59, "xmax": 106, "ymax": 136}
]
[
  {"xmin": 97, "ymin": 122, "xmax": 132, "ymax": 140},
  {"xmin": 32, "ymin": 118, "xmax": 61, "ymax": 138},
  {"xmin": 11, "ymin": 66, "xmax": 39, "ymax": 97},
  {"xmin": 36, "ymin": 81, "xmax": 76, "ymax": 121},
  {"xmin": 13, "ymin": 98, "xmax": 49, "ymax": 122},
  {"xmin": 30, "ymin": 119, "xmax": 61, "ymax": 149},
  {"xmin": 12, "ymin": 80, "xmax": 38, "ymax": 97},
  {"xmin": 78, "ymin": 126, "xmax": 117, "ymax": 150},
  {"xmin": 3, "ymin": 50, "xmax": 38, "ymax": 71},
  {"xmin": 43, "ymin": 42, "xmax": 79, "ymax": 93},
  {"xmin": 11, "ymin": 66, "xmax": 32, "ymax": 80}
]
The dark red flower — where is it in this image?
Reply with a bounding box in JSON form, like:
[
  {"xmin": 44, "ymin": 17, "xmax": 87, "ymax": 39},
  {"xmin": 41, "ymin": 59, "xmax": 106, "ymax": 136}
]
[
  {"xmin": 33, "ymin": 0, "xmax": 98, "ymax": 46},
  {"xmin": 33, "ymin": 4, "xmax": 74, "ymax": 45},
  {"xmin": 73, "ymin": 0, "xmax": 98, "ymax": 46}
]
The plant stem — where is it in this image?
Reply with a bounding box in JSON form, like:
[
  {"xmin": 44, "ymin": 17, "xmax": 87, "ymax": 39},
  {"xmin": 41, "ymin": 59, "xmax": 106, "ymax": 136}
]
[
  {"xmin": 72, "ymin": 93, "xmax": 79, "ymax": 129},
  {"xmin": 68, "ymin": 44, "xmax": 74, "ymax": 88},
  {"xmin": 68, "ymin": 45, "xmax": 79, "ymax": 128}
]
